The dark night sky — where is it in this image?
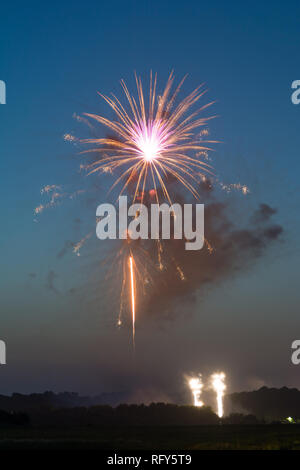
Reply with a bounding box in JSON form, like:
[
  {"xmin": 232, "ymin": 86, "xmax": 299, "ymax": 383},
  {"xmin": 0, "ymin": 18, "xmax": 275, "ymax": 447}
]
[{"xmin": 1, "ymin": 0, "xmax": 300, "ymax": 399}]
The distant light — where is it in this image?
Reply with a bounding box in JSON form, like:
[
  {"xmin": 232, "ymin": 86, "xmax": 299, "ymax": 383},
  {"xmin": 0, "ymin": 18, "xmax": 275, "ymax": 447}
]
[
  {"xmin": 287, "ymin": 416, "xmax": 294, "ymax": 423},
  {"xmin": 211, "ymin": 372, "xmax": 226, "ymax": 418},
  {"xmin": 188, "ymin": 376, "xmax": 204, "ymax": 407}
]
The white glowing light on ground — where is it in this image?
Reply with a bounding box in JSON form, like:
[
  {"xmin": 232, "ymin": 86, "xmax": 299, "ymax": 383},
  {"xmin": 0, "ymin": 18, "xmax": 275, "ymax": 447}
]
[
  {"xmin": 211, "ymin": 372, "xmax": 226, "ymax": 418},
  {"xmin": 189, "ymin": 376, "xmax": 204, "ymax": 407}
]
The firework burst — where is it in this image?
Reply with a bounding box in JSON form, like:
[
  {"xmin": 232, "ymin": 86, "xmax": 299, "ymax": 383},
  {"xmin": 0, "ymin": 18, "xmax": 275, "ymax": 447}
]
[{"xmin": 80, "ymin": 72, "xmax": 217, "ymax": 204}]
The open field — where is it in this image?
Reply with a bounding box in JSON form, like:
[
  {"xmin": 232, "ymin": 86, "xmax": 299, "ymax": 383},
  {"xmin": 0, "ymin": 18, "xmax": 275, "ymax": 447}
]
[{"xmin": 0, "ymin": 425, "xmax": 300, "ymax": 450}]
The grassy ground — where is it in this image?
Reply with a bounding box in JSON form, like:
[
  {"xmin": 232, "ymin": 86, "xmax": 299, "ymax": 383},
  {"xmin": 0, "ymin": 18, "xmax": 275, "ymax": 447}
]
[{"xmin": 0, "ymin": 425, "xmax": 300, "ymax": 450}]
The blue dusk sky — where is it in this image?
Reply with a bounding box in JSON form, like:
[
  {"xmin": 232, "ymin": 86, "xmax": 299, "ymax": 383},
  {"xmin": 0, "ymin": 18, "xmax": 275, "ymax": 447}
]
[{"xmin": 0, "ymin": 0, "xmax": 300, "ymax": 398}]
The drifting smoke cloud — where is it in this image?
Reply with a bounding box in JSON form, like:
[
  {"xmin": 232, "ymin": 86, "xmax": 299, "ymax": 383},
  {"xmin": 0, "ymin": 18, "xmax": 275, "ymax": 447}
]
[
  {"xmin": 251, "ymin": 203, "xmax": 277, "ymax": 224},
  {"xmin": 135, "ymin": 183, "xmax": 283, "ymax": 319},
  {"xmin": 45, "ymin": 269, "xmax": 60, "ymax": 295},
  {"xmin": 57, "ymin": 240, "xmax": 75, "ymax": 259},
  {"xmin": 44, "ymin": 174, "xmax": 283, "ymax": 330}
]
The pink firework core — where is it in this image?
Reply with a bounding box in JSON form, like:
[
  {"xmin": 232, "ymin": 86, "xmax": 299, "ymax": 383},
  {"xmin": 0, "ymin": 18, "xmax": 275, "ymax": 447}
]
[{"xmin": 134, "ymin": 122, "xmax": 167, "ymax": 162}]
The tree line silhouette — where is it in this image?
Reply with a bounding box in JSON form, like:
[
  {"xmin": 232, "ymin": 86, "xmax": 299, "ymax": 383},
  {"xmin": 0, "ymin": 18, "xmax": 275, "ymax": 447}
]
[{"xmin": 0, "ymin": 387, "xmax": 299, "ymax": 426}]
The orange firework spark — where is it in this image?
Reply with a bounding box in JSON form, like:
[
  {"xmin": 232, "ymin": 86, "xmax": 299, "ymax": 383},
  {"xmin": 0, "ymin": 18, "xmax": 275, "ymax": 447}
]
[
  {"xmin": 129, "ymin": 255, "xmax": 136, "ymax": 348},
  {"xmin": 80, "ymin": 72, "xmax": 217, "ymax": 203}
]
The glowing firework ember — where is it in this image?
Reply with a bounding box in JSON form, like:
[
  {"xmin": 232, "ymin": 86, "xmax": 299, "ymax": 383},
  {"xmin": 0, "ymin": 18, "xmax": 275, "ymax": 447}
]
[
  {"xmin": 81, "ymin": 72, "xmax": 216, "ymax": 203},
  {"xmin": 189, "ymin": 376, "xmax": 204, "ymax": 407},
  {"xmin": 129, "ymin": 255, "xmax": 136, "ymax": 348},
  {"xmin": 211, "ymin": 372, "xmax": 226, "ymax": 418}
]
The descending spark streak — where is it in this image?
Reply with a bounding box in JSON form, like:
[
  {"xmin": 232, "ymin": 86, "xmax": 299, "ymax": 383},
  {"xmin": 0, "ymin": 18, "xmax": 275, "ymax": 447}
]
[
  {"xmin": 129, "ymin": 255, "xmax": 136, "ymax": 348},
  {"xmin": 189, "ymin": 377, "xmax": 204, "ymax": 407},
  {"xmin": 211, "ymin": 372, "xmax": 226, "ymax": 418}
]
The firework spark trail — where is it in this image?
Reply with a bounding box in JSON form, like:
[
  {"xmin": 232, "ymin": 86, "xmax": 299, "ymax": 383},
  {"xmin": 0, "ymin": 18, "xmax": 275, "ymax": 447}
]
[
  {"xmin": 129, "ymin": 255, "xmax": 136, "ymax": 349},
  {"xmin": 211, "ymin": 372, "xmax": 226, "ymax": 418},
  {"xmin": 73, "ymin": 232, "xmax": 92, "ymax": 256},
  {"xmin": 189, "ymin": 376, "xmax": 204, "ymax": 407},
  {"xmin": 108, "ymin": 236, "xmax": 154, "ymax": 334},
  {"xmin": 34, "ymin": 185, "xmax": 86, "ymax": 217}
]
